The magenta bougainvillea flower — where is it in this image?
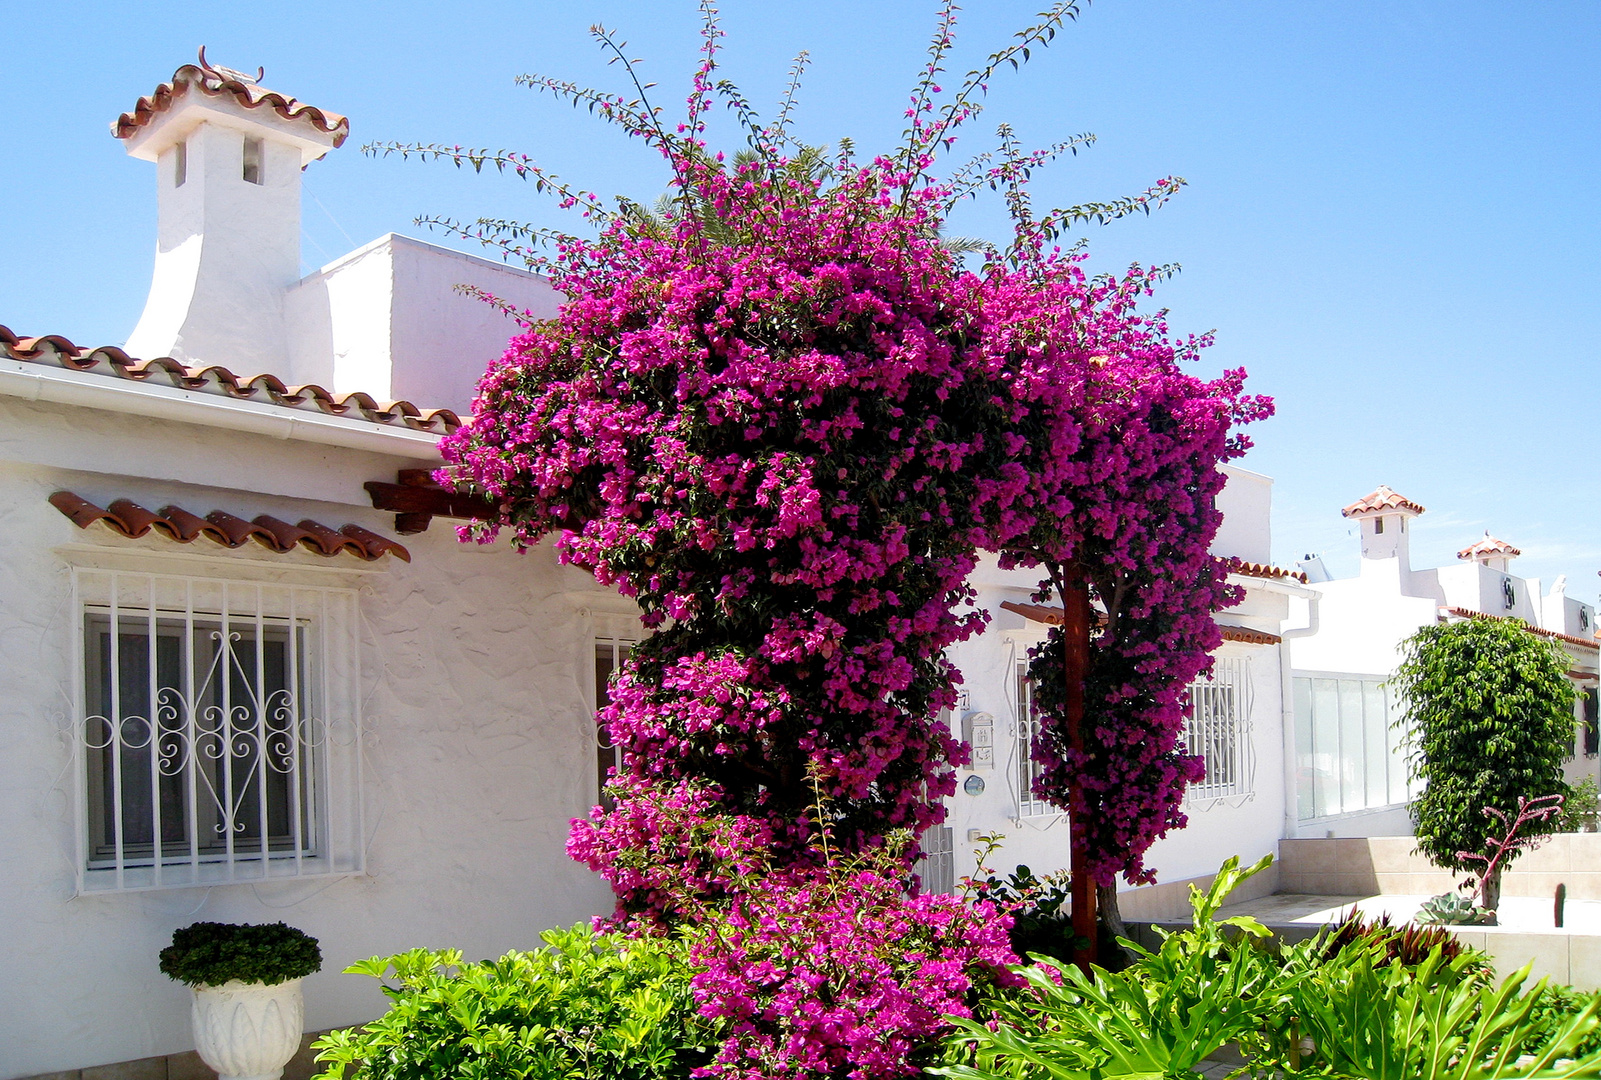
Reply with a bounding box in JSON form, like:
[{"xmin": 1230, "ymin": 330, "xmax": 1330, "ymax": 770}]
[{"xmin": 417, "ymin": 3, "xmax": 1270, "ymax": 1073}]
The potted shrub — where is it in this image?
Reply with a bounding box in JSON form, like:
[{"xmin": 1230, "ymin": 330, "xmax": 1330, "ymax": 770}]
[{"xmin": 160, "ymin": 921, "xmax": 321, "ymax": 1080}]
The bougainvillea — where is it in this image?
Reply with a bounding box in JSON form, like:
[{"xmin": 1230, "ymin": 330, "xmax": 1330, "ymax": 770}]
[
  {"xmin": 408, "ymin": 1, "xmax": 1269, "ymax": 921},
  {"xmin": 689, "ymin": 859, "xmax": 1017, "ymax": 1079}
]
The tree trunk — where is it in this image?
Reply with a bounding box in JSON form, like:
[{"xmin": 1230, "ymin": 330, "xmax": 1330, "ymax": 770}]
[
  {"xmin": 1097, "ymin": 883, "xmax": 1128, "ymax": 940},
  {"xmin": 1481, "ymin": 866, "xmax": 1503, "ymax": 919},
  {"xmin": 1061, "ymin": 579, "xmax": 1096, "ymax": 975}
]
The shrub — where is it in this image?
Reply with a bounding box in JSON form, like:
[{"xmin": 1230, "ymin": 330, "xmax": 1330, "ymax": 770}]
[
  {"xmin": 935, "ymin": 854, "xmax": 1601, "ymax": 1080},
  {"xmin": 686, "ymin": 846, "xmax": 1019, "ymax": 1080},
  {"xmin": 1393, "ymin": 616, "xmax": 1575, "ymax": 911},
  {"xmin": 1558, "ymin": 775, "xmax": 1601, "ymax": 833},
  {"xmin": 158, "ymin": 921, "xmax": 321, "ymax": 988},
  {"xmin": 311, "ymin": 925, "xmax": 715, "ymax": 1080},
  {"xmin": 1321, "ymin": 909, "xmax": 1474, "ymax": 967}
]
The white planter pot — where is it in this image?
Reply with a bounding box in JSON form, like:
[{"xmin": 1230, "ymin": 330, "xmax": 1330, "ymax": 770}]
[{"xmin": 191, "ymin": 977, "xmax": 305, "ymax": 1080}]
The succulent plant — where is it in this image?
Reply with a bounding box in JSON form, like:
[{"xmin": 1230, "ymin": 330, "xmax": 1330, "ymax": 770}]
[{"xmin": 1416, "ymin": 892, "xmax": 1495, "ymax": 926}]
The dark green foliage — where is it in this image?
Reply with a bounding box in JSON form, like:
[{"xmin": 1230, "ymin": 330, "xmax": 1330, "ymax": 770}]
[
  {"xmin": 311, "ymin": 924, "xmax": 716, "ymax": 1080},
  {"xmin": 969, "ymin": 863, "xmax": 1080, "ymax": 966},
  {"xmin": 159, "ymin": 921, "xmax": 322, "ymax": 987},
  {"xmin": 1393, "ymin": 618, "xmax": 1575, "ymax": 881},
  {"xmin": 1530, "ymin": 984, "xmax": 1601, "ymax": 1061}
]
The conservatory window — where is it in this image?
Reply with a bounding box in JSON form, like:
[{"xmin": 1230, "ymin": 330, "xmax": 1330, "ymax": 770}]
[
  {"xmin": 1183, "ymin": 656, "xmax": 1255, "ymax": 806},
  {"xmin": 74, "ymin": 568, "xmax": 363, "ymax": 893},
  {"xmin": 1293, "ymin": 675, "xmax": 1414, "ymax": 821}
]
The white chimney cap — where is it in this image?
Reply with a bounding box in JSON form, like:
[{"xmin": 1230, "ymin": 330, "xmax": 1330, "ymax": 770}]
[{"xmin": 112, "ymin": 46, "xmax": 347, "ymax": 166}]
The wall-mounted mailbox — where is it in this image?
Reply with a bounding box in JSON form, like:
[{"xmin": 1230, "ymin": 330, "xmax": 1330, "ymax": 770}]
[{"xmin": 963, "ymin": 711, "xmax": 995, "ymax": 771}]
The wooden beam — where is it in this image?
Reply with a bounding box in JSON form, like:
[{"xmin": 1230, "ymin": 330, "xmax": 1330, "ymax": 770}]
[{"xmin": 365, "ymin": 476, "xmax": 495, "ymax": 535}]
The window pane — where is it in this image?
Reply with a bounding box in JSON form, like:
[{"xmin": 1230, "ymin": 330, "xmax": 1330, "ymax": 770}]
[
  {"xmin": 1364, "ymin": 682, "xmax": 1389, "ymax": 808},
  {"xmin": 1312, "ymin": 679, "xmax": 1340, "ymax": 817},
  {"xmin": 1294, "ymin": 678, "xmax": 1315, "ymax": 821},
  {"xmin": 1337, "ymin": 680, "xmax": 1366, "ymax": 814},
  {"xmin": 594, "ymin": 640, "xmax": 633, "ymax": 810}
]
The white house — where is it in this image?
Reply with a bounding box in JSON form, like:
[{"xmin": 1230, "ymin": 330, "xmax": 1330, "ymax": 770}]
[
  {"xmin": 927, "ymin": 467, "xmax": 1318, "ymax": 919},
  {"xmin": 19, "ymin": 51, "xmax": 1556, "ymax": 1080},
  {"xmin": 1286, "ymin": 486, "xmax": 1600, "ymax": 839},
  {"xmin": 0, "ymin": 54, "xmax": 625, "ymax": 1080}
]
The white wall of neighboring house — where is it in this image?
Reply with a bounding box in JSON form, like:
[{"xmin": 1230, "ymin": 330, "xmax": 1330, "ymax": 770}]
[
  {"xmin": 935, "ymin": 466, "xmax": 1299, "ymax": 901},
  {"xmin": 0, "ymin": 392, "xmax": 623, "ymax": 1079},
  {"xmin": 1287, "ymin": 491, "xmax": 1601, "ymax": 841},
  {"xmin": 285, "ymin": 233, "xmax": 565, "ymax": 414}
]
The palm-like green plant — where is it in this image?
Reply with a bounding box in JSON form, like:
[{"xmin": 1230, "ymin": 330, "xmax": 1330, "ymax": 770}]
[
  {"xmin": 931, "ymin": 853, "xmax": 1601, "ymax": 1080},
  {"xmin": 1291, "ymin": 944, "xmax": 1601, "ymax": 1079}
]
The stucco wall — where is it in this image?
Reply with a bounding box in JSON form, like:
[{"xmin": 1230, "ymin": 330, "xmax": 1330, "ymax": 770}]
[{"xmin": 0, "ymin": 398, "xmax": 617, "ymax": 1079}]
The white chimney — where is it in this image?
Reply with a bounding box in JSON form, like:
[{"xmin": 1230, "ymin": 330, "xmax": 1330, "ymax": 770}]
[
  {"xmin": 114, "ymin": 49, "xmax": 347, "ymax": 372},
  {"xmin": 1341, "ymin": 485, "xmax": 1425, "ymax": 582}
]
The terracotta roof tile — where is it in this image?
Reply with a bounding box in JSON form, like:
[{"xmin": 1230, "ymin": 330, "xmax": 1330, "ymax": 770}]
[
  {"xmin": 1226, "ymin": 558, "xmax": 1309, "ymax": 584},
  {"xmin": 50, "ymin": 491, "xmax": 408, "ymax": 562},
  {"xmin": 1342, "ymin": 485, "xmax": 1425, "ymax": 518},
  {"xmin": 1440, "ymin": 606, "xmax": 1597, "ymax": 652},
  {"xmin": 113, "ymin": 48, "xmax": 348, "ymax": 148},
  {"xmin": 1457, "ymin": 533, "xmax": 1522, "ymax": 561},
  {"xmin": 0, "ymin": 325, "xmax": 462, "ymax": 434},
  {"xmin": 1220, "ymin": 625, "xmax": 1282, "ymax": 645}
]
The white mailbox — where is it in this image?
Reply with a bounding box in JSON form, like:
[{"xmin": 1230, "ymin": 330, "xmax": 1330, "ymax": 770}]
[{"xmin": 962, "ymin": 711, "xmax": 996, "ymax": 771}]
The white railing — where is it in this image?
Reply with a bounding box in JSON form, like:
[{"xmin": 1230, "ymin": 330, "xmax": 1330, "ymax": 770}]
[
  {"xmin": 1183, "ymin": 656, "xmax": 1255, "ymax": 807},
  {"xmin": 72, "ymin": 568, "xmax": 363, "ymax": 892}
]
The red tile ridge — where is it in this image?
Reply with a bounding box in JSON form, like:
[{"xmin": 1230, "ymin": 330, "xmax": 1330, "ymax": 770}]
[
  {"xmin": 1220, "ymin": 625, "xmax": 1282, "ymax": 646},
  {"xmin": 1456, "ymin": 532, "xmax": 1522, "ymax": 560},
  {"xmin": 51, "ymin": 491, "xmax": 408, "ymax": 563},
  {"xmin": 0, "ymin": 324, "xmax": 462, "ymax": 434},
  {"xmin": 1225, "ymin": 557, "xmax": 1309, "ymax": 584},
  {"xmin": 113, "ymin": 48, "xmax": 348, "ymax": 148},
  {"xmin": 1342, "ymin": 485, "xmax": 1426, "ymax": 518},
  {"xmin": 1440, "ymin": 606, "xmax": 1599, "ymax": 651}
]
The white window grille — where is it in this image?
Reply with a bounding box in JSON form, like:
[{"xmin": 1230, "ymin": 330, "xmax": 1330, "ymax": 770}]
[
  {"xmin": 72, "ymin": 568, "xmax": 363, "ymax": 893},
  {"xmin": 1015, "ymin": 658, "xmax": 1058, "ymax": 817},
  {"xmin": 593, "ymin": 634, "xmax": 639, "ymax": 810},
  {"xmin": 913, "ymin": 824, "xmax": 955, "ymax": 895},
  {"xmin": 1183, "ymin": 656, "xmax": 1256, "ymax": 807}
]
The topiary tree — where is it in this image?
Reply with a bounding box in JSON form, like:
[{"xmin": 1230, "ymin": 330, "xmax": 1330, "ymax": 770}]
[{"xmin": 1392, "ymin": 616, "xmax": 1576, "ymax": 912}]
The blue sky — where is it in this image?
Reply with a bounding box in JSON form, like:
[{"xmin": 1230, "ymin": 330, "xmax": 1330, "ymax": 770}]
[{"xmin": 2, "ymin": 1, "xmax": 1597, "ymax": 592}]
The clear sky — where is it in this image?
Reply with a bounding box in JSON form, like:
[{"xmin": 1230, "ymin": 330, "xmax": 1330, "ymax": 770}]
[{"xmin": 3, "ymin": 1, "xmax": 1597, "ymax": 592}]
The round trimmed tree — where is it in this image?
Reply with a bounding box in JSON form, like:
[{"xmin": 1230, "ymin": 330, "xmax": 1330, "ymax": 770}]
[{"xmin": 1393, "ymin": 616, "xmax": 1576, "ymax": 911}]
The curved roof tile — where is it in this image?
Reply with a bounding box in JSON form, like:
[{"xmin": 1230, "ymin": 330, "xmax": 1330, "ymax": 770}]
[
  {"xmin": 1226, "ymin": 558, "xmax": 1310, "ymax": 584},
  {"xmin": 1457, "ymin": 533, "xmax": 1522, "ymax": 560},
  {"xmin": 50, "ymin": 491, "xmax": 409, "ymax": 562},
  {"xmin": 113, "ymin": 48, "xmax": 348, "ymax": 147},
  {"xmin": 1342, "ymin": 485, "xmax": 1425, "ymax": 518},
  {"xmin": 0, "ymin": 325, "xmax": 462, "ymax": 434}
]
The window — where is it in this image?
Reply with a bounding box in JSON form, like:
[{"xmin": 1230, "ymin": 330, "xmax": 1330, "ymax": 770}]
[
  {"xmin": 1015, "ymin": 658, "xmax": 1056, "ymax": 817},
  {"xmin": 1374, "ymin": 517, "xmax": 1385, "ymax": 535},
  {"xmin": 594, "ymin": 634, "xmax": 638, "ymax": 809},
  {"xmin": 913, "ymin": 825, "xmax": 955, "ymax": 895},
  {"xmin": 1183, "ymin": 657, "xmax": 1254, "ymax": 806},
  {"xmin": 73, "ymin": 568, "xmax": 363, "ymax": 892},
  {"xmin": 1582, "ymin": 688, "xmax": 1598, "ymax": 757},
  {"xmin": 173, "ymin": 141, "xmax": 187, "ymax": 187},
  {"xmin": 1293, "ymin": 675, "xmax": 1413, "ymax": 821},
  {"xmin": 242, "ymin": 137, "xmax": 264, "ymax": 185}
]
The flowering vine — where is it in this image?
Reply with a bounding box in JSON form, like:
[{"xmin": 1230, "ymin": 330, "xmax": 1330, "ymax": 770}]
[{"xmin": 392, "ymin": 0, "xmax": 1269, "ymax": 932}]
